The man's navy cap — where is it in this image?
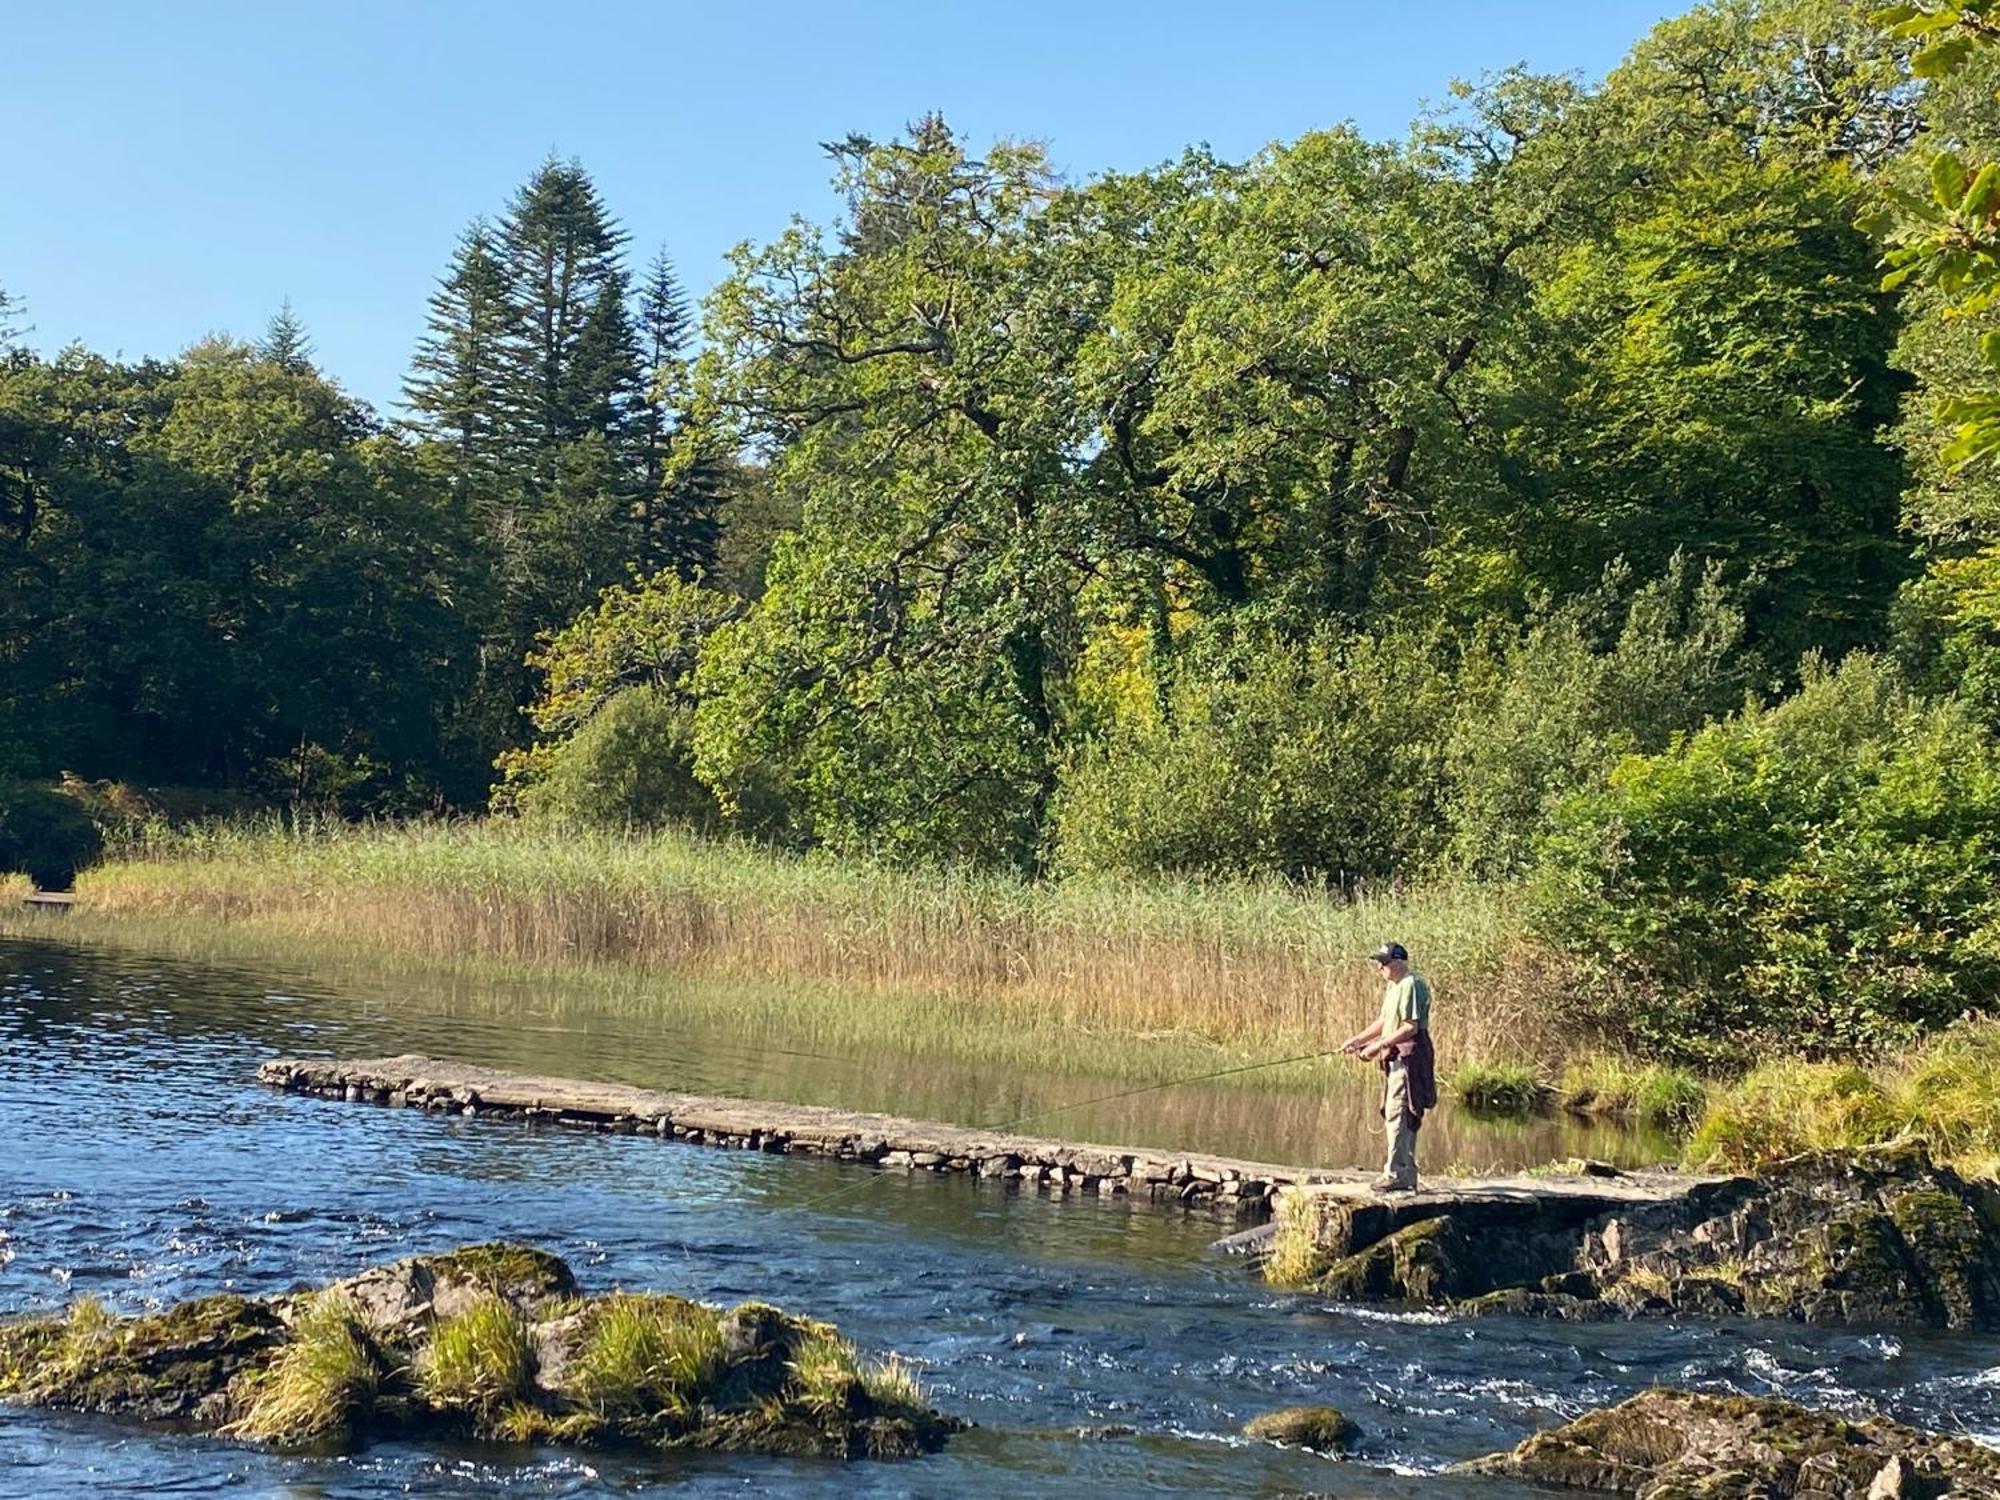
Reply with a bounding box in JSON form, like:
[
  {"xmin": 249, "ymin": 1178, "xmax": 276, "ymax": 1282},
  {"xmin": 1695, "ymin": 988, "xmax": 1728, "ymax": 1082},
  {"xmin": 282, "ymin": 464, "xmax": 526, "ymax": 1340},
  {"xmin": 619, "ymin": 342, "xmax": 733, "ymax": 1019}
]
[{"xmin": 1368, "ymin": 942, "xmax": 1409, "ymax": 964}]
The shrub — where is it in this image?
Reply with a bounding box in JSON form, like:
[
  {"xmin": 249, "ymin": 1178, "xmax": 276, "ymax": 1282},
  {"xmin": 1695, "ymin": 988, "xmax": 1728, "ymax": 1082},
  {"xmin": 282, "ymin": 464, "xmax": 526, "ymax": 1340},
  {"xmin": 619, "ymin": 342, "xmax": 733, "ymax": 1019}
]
[
  {"xmin": 1532, "ymin": 654, "xmax": 2000, "ymax": 1058},
  {"xmin": 1445, "ymin": 557, "xmax": 1752, "ymax": 877},
  {"xmin": 1053, "ymin": 621, "xmax": 1455, "ymax": 883},
  {"xmin": 0, "ymin": 782, "xmax": 103, "ymax": 890},
  {"xmin": 504, "ymin": 688, "xmax": 717, "ymax": 830}
]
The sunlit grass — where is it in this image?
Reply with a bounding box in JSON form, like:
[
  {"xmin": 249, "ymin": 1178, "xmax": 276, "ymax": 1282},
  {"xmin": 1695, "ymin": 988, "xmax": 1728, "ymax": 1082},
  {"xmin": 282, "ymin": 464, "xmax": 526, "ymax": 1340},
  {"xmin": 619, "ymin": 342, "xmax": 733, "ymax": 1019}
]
[
  {"xmin": 569, "ymin": 1294, "xmax": 724, "ymax": 1418},
  {"xmin": 223, "ymin": 1292, "xmax": 380, "ymax": 1446},
  {"xmin": 11, "ymin": 817, "xmax": 1559, "ymax": 1067},
  {"xmin": 421, "ymin": 1293, "xmax": 533, "ymax": 1416},
  {"xmin": 1449, "ymin": 1060, "xmax": 1548, "ymax": 1117},
  {"xmin": 1556, "ymin": 1056, "xmax": 1708, "ymax": 1132}
]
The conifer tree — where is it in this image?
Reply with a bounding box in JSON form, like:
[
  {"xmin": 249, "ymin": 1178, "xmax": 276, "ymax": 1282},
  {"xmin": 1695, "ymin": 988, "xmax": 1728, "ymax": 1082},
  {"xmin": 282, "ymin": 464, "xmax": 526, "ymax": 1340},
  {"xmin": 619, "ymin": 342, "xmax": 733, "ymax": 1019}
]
[
  {"xmin": 632, "ymin": 250, "xmax": 720, "ymax": 578},
  {"xmin": 0, "ymin": 284, "xmax": 24, "ymax": 349},
  {"xmin": 495, "ymin": 157, "xmax": 639, "ymax": 471},
  {"xmin": 404, "ymin": 221, "xmax": 510, "ymax": 490},
  {"xmin": 258, "ymin": 300, "xmax": 314, "ymax": 371}
]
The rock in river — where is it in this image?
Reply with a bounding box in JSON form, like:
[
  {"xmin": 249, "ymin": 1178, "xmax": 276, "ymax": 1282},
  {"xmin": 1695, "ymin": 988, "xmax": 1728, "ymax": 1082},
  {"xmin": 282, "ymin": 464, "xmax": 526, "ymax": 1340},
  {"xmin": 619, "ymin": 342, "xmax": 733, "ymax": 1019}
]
[
  {"xmin": 1242, "ymin": 1404, "xmax": 1359, "ymax": 1452},
  {"xmin": 1271, "ymin": 1143, "xmax": 2000, "ymax": 1330},
  {"xmin": 1460, "ymin": 1388, "xmax": 2000, "ymax": 1496},
  {"xmin": 0, "ymin": 1242, "xmax": 961, "ymax": 1460}
]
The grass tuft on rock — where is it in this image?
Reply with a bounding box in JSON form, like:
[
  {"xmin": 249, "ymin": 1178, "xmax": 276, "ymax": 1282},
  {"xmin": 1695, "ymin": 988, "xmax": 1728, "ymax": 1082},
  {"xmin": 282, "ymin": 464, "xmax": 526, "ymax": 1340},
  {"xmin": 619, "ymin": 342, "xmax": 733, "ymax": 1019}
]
[
  {"xmin": 421, "ymin": 1292, "xmax": 533, "ymax": 1416},
  {"xmin": 1261, "ymin": 1191, "xmax": 1330, "ymax": 1290},
  {"xmin": 787, "ymin": 1325, "xmax": 860, "ymax": 1414},
  {"xmin": 224, "ymin": 1292, "xmax": 381, "ymax": 1447},
  {"xmin": 858, "ymin": 1352, "xmax": 925, "ymax": 1414},
  {"xmin": 1450, "ymin": 1060, "xmax": 1547, "ymax": 1117},
  {"xmin": 571, "ymin": 1294, "xmax": 724, "ymax": 1418}
]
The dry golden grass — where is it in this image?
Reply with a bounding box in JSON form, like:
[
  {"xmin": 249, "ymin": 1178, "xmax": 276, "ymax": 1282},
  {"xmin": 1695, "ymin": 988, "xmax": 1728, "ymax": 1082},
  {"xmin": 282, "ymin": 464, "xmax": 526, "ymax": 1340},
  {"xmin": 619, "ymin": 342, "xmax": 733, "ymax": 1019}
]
[{"xmin": 26, "ymin": 819, "xmax": 1566, "ymax": 1066}]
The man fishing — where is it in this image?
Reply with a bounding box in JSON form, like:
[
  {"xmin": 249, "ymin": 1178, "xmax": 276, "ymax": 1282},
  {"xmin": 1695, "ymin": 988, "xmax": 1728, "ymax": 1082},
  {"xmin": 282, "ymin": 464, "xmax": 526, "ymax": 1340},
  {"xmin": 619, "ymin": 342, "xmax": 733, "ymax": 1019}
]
[{"xmin": 1339, "ymin": 941, "xmax": 1437, "ymax": 1193}]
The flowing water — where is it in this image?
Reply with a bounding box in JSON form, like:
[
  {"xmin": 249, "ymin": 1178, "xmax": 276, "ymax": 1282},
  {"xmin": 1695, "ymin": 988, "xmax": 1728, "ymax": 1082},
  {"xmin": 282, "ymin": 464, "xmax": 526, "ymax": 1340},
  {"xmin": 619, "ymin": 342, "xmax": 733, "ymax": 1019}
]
[{"xmin": 3, "ymin": 932, "xmax": 1999, "ymax": 1497}]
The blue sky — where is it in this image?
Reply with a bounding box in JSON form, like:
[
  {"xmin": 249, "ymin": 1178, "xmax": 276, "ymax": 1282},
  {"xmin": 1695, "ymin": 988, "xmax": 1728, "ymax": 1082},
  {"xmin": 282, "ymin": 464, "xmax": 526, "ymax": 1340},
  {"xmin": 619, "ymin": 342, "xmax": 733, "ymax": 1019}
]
[{"xmin": 6, "ymin": 2, "xmax": 1677, "ymax": 413}]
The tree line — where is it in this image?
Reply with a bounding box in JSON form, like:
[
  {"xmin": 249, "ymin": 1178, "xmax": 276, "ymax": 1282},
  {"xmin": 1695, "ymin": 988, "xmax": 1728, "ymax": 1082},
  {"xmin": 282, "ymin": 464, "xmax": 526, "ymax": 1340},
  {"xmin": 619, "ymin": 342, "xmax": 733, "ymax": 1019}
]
[{"xmin": 10, "ymin": 0, "xmax": 2000, "ymax": 1052}]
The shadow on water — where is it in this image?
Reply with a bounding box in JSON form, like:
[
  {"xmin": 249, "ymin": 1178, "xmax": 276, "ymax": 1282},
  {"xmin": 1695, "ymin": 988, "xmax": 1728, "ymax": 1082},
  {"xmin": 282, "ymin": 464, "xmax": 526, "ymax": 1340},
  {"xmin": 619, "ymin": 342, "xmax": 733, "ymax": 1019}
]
[{"xmin": 4, "ymin": 933, "xmax": 1997, "ymax": 1497}]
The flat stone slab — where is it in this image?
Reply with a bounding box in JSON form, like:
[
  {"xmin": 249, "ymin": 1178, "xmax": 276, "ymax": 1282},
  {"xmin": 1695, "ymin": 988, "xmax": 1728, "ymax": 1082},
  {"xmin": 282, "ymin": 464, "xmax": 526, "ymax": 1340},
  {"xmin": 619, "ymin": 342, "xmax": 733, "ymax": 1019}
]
[{"xmin": 260, "ymin": 1054, "xmax": 1710, "ymax": 1224}]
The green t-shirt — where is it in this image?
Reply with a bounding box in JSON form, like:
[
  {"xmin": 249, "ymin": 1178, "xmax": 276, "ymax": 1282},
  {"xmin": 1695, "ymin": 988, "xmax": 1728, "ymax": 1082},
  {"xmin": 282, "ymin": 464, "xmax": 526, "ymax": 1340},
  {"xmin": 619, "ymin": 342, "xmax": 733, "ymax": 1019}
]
[{"xmin": 1378, "ymin": 972, "xmax": 1432, "ymax": 1038}]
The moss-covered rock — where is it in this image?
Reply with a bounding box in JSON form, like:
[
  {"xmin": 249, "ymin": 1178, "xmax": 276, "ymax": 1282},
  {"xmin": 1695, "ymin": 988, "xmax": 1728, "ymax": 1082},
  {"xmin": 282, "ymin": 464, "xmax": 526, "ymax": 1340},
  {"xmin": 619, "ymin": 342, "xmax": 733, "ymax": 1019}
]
[
  {"xmin": 1242, "ymin": 1404, "xmax": 1359, "ymax": 1452},
  {"xmin": 1273, "ymin": 1145, "xmax": 2000, "ymax": 1330},
  {"xmin": 0, "ymin": 1294, "xmax": 286, "ymax": 1423},
  {"xmin": 0, "ymin": 1243, "xmax": 961, "ymax": 1461},
  {"xmin": 1459, "ymin": 1388, "xmax": 2000, "ymax": 1495}
]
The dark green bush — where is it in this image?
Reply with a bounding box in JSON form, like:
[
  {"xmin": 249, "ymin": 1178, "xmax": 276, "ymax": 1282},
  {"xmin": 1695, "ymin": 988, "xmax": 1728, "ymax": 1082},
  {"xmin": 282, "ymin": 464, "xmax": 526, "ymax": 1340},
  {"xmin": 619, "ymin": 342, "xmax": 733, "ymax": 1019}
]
[
  {"xmin": 507, "ymin": 688, "xmax": 718, "ymax": 830},
  {"xmin": 1532, "ymin": 654, "xmax": 2000, "ymax": 1058},
  {"xmin": 1052, "ymin": 622, "xmax": 1455, "ymax": 882},
  {"xmin": 0, "ymin": 783, "xmax": 104, "ymax": 890}
]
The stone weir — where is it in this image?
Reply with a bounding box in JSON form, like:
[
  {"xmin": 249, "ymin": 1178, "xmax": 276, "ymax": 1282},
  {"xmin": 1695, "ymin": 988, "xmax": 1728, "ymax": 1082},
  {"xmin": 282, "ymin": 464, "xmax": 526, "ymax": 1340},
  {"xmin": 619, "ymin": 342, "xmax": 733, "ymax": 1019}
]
[{"xmin": 259, "ymin": 1054, "xmax": 1710, "ymax": 1225}]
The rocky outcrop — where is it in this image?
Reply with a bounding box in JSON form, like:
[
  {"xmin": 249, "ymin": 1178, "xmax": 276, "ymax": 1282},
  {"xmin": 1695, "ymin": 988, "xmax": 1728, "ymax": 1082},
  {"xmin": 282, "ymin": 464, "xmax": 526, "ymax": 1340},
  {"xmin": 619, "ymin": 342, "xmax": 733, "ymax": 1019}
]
[
  {"xmin": 0, "ymin": 1242, "xmax": 960, "ymax": 1460},
  {"xmin": 1271, "ymin": 1144, "xmax": 2000, "ymax": 1330},
  {"xmin": 1460, "ymin": 1389, "xmax": 2000, "ymax": 1496}
]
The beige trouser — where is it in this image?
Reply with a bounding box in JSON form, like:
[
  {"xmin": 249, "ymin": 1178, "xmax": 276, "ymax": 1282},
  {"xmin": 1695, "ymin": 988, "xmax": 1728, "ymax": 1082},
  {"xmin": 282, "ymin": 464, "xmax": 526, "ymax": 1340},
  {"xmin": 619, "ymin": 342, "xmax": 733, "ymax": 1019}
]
[{"xmin": 1382, "ymin": 1061, "xmax": 1419, "ymax": 1187}]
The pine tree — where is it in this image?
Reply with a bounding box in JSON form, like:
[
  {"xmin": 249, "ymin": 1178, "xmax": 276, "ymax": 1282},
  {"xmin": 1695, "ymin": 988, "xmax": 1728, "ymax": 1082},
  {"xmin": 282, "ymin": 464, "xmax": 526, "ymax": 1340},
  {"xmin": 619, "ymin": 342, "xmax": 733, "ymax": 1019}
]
[
  {"xmin": 629, "ymin": 250, "xmax": 720, "ymax": 577},
  {"xmin": 0, "ymin": 284, "xmax": 26, "ymax": 349},
  {"xmin": 258, "ymin": 300, "xmax": 314, "ymax": 371},
  {"xmin": 404, "ymin": 221, "xmax": 510, "ymax": 490},
  {"xmin": 495, "ymin": 157, "xmax": 639, "ymax": 471},
  {"xmin": 634, "ymin": 249, "xmax": 692, "ymax": 490}
]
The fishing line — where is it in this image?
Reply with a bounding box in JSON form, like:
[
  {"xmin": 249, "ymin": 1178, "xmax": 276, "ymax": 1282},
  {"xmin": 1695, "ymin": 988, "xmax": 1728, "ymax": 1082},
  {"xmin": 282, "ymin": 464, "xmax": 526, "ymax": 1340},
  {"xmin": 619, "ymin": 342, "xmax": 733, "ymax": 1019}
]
[{"xmin": 786, "ymin": 1045, "xmax": 1343, "ymax": 1215}]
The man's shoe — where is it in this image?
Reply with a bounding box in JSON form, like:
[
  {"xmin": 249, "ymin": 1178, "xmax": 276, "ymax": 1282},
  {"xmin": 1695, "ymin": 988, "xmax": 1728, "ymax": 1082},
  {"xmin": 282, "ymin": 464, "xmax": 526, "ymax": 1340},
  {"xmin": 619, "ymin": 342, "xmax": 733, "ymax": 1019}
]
[{"xmin": 1369, "ymin": 1175, "xmax": 1416, "ymax": 1194}]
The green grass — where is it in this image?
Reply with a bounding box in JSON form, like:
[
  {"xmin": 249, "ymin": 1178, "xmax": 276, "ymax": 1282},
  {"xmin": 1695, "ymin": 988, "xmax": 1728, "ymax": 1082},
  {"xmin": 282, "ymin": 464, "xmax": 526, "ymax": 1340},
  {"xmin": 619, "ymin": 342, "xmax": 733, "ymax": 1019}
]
[
  {"xmin": 421, "ymin": 1293, "xmax": 534, "ymax": 1416},
  {"xmin": 857, "ymin": 1353, "xmax": 925, "ymax": 1413},
  {"xmin": 1683, "ymin": 1022, "xmax": 2000, "ymax": 1179},
  {"xmin": 224, "ymin": 1293, "xmax": 381, "ymax": 1446},
  {"xmin": 1450, "ymin": 1060, "xmax": 1548, "ymax": 1117},
  {"xmin": 1557, "ymin": 1057, "xmax": 1708, "ymax": 1132},
  {"xmin": 1261, "ymin": 1191, "xmax": 1332, "ymax": 1290},
  {"xmin": 570, "ymin": 1294, "xmax": 724, "ymax": 1418}
]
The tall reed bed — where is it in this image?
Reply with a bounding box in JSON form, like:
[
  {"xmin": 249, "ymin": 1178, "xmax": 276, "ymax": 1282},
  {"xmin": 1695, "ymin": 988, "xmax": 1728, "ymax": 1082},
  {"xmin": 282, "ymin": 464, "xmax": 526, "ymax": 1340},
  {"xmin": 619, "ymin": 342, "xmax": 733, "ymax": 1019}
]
[{"xmin": 61, "ymin": 818, "xmax": 1556, "ymax": 1062}]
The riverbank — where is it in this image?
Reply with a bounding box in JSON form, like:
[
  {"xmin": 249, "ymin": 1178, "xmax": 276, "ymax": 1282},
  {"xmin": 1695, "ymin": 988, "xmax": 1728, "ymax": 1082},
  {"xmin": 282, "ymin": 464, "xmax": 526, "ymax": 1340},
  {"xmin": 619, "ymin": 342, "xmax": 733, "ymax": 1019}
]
[{"xmin": 17, "ymin": 818, "xmax": 1562, "ymax": 1068}]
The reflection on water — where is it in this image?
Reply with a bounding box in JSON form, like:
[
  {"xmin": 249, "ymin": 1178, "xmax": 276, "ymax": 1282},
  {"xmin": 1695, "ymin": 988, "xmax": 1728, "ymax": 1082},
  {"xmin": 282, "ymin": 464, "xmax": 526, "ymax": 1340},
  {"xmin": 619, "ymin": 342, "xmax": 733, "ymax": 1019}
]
[
  {"xmin": 4, "ymin": 934, "xmax": 1996, "ymax": 1498},
  {"xmin": 0, "ymin": 927, "xmax": 1669, "ymax": 1171}
]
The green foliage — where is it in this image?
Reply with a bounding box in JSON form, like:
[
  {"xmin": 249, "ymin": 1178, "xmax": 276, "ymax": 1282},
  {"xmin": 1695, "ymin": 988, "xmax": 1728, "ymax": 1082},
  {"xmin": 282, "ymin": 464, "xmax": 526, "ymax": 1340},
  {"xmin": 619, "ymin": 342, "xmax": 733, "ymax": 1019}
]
[
  {"xmin": 1895, "ymin": 543, "xmax": 2000, "ymax": 737},
  {"xmin": 1534, "ymin": 653, "xmax": 2000, "ymax": 1056},
  {"xmin": 1449, "ymin": 1061, "xmax": 1549, "ymax": 1117},
  {"xmin": 0, "ymin": 783, "xmax": 103, "ymax": 889},
  {"xmin": 1054, "ymin": 621, "xmax": 1454, "ymax": 882},
  {"xmin": 1686, "ymin": 1059, "xmax": 1904, "ymax": 1168},
  {"xmin": 503, "ymin": 688, "xmax": 711, "ymax": 829},
  {"xmin": 495, "ymin": 571, "xmax": 741, "ymax": 828},
  {"xmin": 1557, "ymin": 1056, "xmax": 1709, "ymax": 1132},
  {"xmin": 1444, "ymin": 558, "xmax": 1754, "ymax": 876}
]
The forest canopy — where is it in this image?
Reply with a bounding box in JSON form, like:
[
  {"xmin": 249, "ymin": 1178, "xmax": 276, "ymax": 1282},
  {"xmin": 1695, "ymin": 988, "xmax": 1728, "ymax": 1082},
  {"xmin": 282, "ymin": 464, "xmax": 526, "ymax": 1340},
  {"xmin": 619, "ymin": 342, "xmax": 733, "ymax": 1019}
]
[{"xmin": 10, "ymin": 0, "xmax": 2000, "ymax": 1051}]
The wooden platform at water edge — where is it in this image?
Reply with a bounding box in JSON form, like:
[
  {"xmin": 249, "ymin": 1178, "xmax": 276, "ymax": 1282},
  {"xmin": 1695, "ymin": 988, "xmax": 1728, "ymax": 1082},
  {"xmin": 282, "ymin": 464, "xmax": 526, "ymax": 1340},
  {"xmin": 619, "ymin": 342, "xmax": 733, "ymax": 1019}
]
[{"xmin": 261, "ymin": 1054, "xmax": 1717, "ymax": 1227}]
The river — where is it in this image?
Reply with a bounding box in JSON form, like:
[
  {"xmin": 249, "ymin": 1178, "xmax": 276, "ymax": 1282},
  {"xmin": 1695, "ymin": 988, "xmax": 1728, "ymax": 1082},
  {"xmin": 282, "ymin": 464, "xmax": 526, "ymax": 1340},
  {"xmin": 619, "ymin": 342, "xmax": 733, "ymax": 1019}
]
[{"xmin": 4, "ymin": 932, "xmax": 1998, "ymax": 1496}]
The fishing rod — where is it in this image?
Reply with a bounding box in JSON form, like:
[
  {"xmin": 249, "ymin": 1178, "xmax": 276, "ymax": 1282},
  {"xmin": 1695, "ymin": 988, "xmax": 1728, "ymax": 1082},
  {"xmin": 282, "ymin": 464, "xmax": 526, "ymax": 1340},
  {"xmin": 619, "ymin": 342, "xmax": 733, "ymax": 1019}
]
[{"xmin": 789, "ymin": 1044, "xmax": 1344, "ymax": 1214}]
